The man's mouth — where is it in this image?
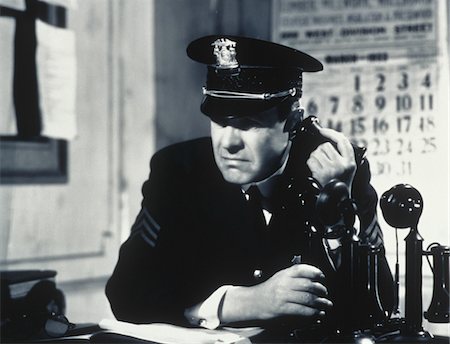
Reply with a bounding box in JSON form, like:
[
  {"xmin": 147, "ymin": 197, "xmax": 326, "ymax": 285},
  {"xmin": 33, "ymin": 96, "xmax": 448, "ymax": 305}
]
[{"xmin": 221, "ymin": 156, "xmax": 249, "ymax": 162}]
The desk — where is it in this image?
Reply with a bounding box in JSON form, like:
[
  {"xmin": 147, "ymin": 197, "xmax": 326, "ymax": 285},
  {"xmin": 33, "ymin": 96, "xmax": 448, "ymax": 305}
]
[{"xmin": 28, "ymin": 324, "xmax": 450, "ymax": 344}]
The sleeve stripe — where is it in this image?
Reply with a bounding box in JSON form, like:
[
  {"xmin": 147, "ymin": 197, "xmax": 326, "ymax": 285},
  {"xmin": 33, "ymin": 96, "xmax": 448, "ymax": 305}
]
[
  {"xmin": 130, "ymin": 207, "xmax": 161, "ymax": 248},
  {"xmin": 140, "ymin": 231, "xmax": 156, "ymax": 247},
  {"xmin": 367, "ymin": 225, "xmax": 382, "ymax": 240},
  {"xmin": 142, "ymin": 220, "xmax": 158, "ymax": 240},
  {"xmin": 361, "ymin": 215, "xmax": 384, "ymax": 247},
  {"xmin": 369, "ymin": 230, "xmax": 383, "ymax": 245},
  {"xmin": 365, "ymin": 215, "xmax": 379, "ymax": 235},
  {"xmin": 366, "ymin": 216, "xmax": 383, "ymax": 237},
  {"xmin": 142, "ymin": 207, "xmax": 161, "ymax": 232}
]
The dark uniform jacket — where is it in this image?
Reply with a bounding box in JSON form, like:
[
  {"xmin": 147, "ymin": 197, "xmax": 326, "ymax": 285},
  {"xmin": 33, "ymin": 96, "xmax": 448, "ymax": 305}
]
[{"xmin": 106, "ymin": 135, "xmax": 394, "ymax": 332}]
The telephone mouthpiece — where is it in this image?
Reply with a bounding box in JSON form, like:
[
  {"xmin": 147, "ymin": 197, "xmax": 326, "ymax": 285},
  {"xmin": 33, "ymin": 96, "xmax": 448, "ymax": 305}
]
[
  {"xmin": 380, "ymin": 184, "xmax": 423, "ymax": 229},
  {"xmin": 316, "ymin": 179, "xmax": 351, "ymax": 226}
]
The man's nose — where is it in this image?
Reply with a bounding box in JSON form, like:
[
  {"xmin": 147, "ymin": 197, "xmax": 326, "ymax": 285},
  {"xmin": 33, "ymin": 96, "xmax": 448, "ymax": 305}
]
[{"xmin": 221, "ymin": 126, "xmax": 244, "ymax": 153}]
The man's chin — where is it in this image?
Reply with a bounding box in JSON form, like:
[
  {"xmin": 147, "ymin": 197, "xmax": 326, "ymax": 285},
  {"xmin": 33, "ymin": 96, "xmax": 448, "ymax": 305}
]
[{"xmin": 220, "ymin": 170, "xmax": 255, "ymax": 185}]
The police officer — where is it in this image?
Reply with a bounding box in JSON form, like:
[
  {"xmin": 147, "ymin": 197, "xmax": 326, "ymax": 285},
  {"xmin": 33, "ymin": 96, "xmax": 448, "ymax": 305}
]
[{"xmin": 106, "ymin": 36, "xmax": 393, "ymax": 333}]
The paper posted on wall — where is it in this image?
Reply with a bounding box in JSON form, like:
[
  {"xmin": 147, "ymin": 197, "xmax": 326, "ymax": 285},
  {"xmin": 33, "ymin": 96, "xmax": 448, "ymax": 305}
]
[
  {"xmin": 0, "ymin": 0, "xmax": 25, "ymax": 11},
  {"xmin": 98, "ymin": 319, "xmax": 263, "ymax": 344},
  {"xmin": 36, "ymin": 19, "xmax": 77, "ymax": 140},
  {"xmin": 40, "ymin": 0, "xmax": 78, "ymax": 9},
  {"xmin": 0, "ymin": 16, "xmax": 17, "ymax": 135}
]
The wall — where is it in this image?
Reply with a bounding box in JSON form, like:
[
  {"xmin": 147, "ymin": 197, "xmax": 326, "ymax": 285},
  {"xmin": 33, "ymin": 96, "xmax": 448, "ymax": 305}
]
[{"xmin": 0, "ymin": 0, "xmax": 155, "ymax": 323}]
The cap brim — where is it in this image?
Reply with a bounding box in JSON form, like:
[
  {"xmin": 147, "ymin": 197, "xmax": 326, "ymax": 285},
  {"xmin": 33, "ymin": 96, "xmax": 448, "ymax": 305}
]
[
  {"xmin": 187, "ymin": 35, "xmax": 323, "ymax": 72},
  {"xmin": 201, "ymin": 96, "xmax": 286, "ymax": 118}
]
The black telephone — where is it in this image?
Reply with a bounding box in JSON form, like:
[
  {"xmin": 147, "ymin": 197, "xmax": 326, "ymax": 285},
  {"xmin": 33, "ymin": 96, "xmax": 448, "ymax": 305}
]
[
  {"xmin": 1, "ymin": 277, "xmax": 69, "ymax": 340},
  {"xmin": 282, "ymin": 115, "xmax": 366, "ymax": 227},
  {"xmin": 292, "ymin": 115, "xmax": 367, "ymax": 167},
  {"xmin": 285, "ymin": 115, "xmax": 389, "ymax": 338}
]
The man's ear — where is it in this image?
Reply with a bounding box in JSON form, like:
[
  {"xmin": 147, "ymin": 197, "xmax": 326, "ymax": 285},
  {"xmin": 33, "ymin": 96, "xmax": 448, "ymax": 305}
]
[{"xmin": 284, "ymin": 101, "xmax": 304, "ymax": 140}]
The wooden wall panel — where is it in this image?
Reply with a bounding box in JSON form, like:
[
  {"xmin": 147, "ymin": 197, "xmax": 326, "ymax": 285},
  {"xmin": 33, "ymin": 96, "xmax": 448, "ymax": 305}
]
[
  {"xmin": 152, "ymin": 0, "xmax": 273, "ymax": 152},
  {"xmin": 154, "ymin": 0, "xmax": 223, "ymax": 151},
  {"xmin": 0, "ymin": 0, "xmax": 120, "ymax": 283},
  {"xmin": 115, "ymin": 0, "xmax": 156, "ymax": 236}
]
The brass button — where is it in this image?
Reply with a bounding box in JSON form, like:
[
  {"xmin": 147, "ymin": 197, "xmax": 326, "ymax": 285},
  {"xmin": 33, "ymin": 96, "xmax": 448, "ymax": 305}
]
[{"xmin": 253, "ymin": 269, "xmax": 263, "ymax": 279}]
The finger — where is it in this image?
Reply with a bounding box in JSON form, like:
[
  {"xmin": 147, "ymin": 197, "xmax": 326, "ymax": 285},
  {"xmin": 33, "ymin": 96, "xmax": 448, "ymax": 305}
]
[
  {"xmin": 288, "ymin": 264, "xmax": 326, "ymax": 281},
  {"xmin": 282, "ymin": 302, "xmax": 323, "ymax": 317},
  {"xmin": 317, "ymin": 127, "xmax": 345, "ymax": 144},
  {"xmin": 307, "ymin": 154, "xmax": 324, "ymax": 171},
  {"xmin": 311, "ymin": 296, "xmax": 333, "ymax": 310},
  {"xmin": 281, "ymin": 301, "xmax": 323, "ymax": 317},
  {"xmin": 291, "ymin": 279, "xmax": 329, "ymax": 297},
  {"xmin": 318, "ymin": 128, "xmax": 355, "ymax": 161},
  {"xmin": 285, "ymin": 290, "xmax": 333, "ymax": 310},
  {"xmin": 309, "ymin": 144, "xmax": 343, "ymax": 172},
  {"xmin": 316, "ymin": 142, "xmax": 341, "ymax": 162}
]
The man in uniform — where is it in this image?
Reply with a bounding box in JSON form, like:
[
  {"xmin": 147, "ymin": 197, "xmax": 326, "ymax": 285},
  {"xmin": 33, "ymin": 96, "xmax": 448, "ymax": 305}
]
[{"xmin": 106, "ymin": 36, "xmax": 394, "ymax": 335}]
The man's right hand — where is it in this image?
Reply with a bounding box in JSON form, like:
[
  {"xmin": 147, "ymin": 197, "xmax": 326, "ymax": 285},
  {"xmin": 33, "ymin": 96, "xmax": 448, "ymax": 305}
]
[
  {"xmin": 219, "ymin": 264, "xmax": 333, "ymax": 324},
  {"xmin": 254, "ymin": 264, "xmax": 332, "ymax": 319}
]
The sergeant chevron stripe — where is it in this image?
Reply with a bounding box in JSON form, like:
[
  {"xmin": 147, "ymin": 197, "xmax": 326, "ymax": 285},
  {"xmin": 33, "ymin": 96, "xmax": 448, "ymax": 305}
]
[
  {"xmin": 363, "ymin": 215, "xmax": 383, "ymax": 247},
  {"xmin": 131, "ymin": 207, "xmax": 161, "ymax": 247}
]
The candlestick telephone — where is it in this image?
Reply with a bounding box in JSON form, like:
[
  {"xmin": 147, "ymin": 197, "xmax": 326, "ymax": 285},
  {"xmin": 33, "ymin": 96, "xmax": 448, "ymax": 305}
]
[{"xmin": 285, "ymin": 113, "xmax": 449, "ymax": 342}]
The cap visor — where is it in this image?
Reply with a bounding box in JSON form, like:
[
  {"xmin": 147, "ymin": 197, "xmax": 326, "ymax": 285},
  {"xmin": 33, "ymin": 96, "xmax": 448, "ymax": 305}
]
[{"xmin": 201, "ymin": 96, "xmax": 284, "ymax": 118}]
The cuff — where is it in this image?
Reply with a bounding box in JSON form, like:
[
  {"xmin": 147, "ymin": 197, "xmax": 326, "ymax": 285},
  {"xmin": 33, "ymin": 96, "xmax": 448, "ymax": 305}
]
[{"xmin": 184, "ymin": 285, "xmax": 234, "ymax": 330}]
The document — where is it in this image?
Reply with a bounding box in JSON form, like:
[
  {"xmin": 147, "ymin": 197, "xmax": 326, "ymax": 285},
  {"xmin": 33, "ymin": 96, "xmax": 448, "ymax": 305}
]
[
  {"xmin": 0, "ymin": 16, "xmax": 17, "ymax": 135},
  {"xmin": 99, "ymin": 319, "xmax": 263, "ymax": 344},
  {"xmin": 0, "ymin": 0, "xmax": 25, "ymax": 10},
  {"xmin": 36, "ymin": 19, "xmax": 77, "ymax": 140}
]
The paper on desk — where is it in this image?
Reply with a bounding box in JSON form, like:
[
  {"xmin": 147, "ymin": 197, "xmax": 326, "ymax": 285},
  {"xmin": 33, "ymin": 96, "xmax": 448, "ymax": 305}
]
[{"xmin": 99, "ymin": 319, "xmax": 263, "ymax": 344}]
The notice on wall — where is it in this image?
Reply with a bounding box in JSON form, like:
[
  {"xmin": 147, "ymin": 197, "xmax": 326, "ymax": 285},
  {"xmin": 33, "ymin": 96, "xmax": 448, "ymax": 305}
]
[
  {"xmin": 272, "ymin": 0, "xmax": 449, "ymax": 246},
  {"xmin": 0, "ymin": 0, "xmax": 25, "ymax": 11},
  {"xmin": 36, "ymin": 19, "xmax": 77, "ymax": 140},
  {"xmin": 0, "ymin": 16, "xmax": 17, "ymax": 135}
]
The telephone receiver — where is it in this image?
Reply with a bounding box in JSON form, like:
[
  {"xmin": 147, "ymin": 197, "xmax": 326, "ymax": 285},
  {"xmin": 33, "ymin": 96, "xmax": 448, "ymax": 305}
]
[
  {"xmin": 284, "ymin": 113, "xmax": 366, "ymax": 216},
  {"xmin": 283, "ymin": 114, "xmax": 366, "ymax": 238},
  {"xmin": 284, "ymin": 108, "xmax": 323, "ymax": 143},
  {"xmin": 290, "ymin": 113, "xmax": 367, "ymax": 166}
]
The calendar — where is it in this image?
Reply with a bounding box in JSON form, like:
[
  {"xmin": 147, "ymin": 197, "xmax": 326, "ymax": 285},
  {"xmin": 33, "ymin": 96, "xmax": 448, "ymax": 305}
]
[
  {"xmin": 272, "ymin": 0, "xmax": 449, "ymax": 245},
  {"xmin": 302, "ymin": 61, "xmax": 441, "ymax": 180}
]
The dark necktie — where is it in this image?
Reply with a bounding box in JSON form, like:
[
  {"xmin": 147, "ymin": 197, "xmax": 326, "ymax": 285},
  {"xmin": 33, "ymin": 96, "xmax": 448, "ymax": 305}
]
[
  {"xmin": 246, "ymin": 185, "xmax": 270, "ymax": 280},
  {"xmin": 246, "ymin": 185, "xmax": 266, "ymax": 229}
]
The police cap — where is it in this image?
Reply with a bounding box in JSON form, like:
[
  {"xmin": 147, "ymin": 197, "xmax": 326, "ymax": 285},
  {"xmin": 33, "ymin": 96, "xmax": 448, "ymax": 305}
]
[{"xmin": 187, "ymin": 35, "xmax": 323, "ymax": 118}]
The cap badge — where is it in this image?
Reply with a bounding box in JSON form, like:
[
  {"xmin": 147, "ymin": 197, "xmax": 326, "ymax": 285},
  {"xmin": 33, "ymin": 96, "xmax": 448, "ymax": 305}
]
[{"xmin": 212, "ymin": 38, "xmax": 239, "ymax": 69}]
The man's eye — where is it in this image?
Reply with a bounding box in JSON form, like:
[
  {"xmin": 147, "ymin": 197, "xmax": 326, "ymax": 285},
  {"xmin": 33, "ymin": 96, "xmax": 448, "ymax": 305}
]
[
  {"xmin": 211, "ymin": 118, "xmax": 227, "ymax": 127},
  {"xmin": 237, "ymin": 118, "xmax": 263, "ymax": 130},
  {"xmin": 212, "ymin": 116, "xmax": 263, "ymax": 130}
]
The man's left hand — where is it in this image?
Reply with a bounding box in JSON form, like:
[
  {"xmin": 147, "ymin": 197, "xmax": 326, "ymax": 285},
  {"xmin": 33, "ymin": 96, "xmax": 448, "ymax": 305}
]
[{"xmin": 306, "ymin": 128, "xmax": 356, "ymax": 192}]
